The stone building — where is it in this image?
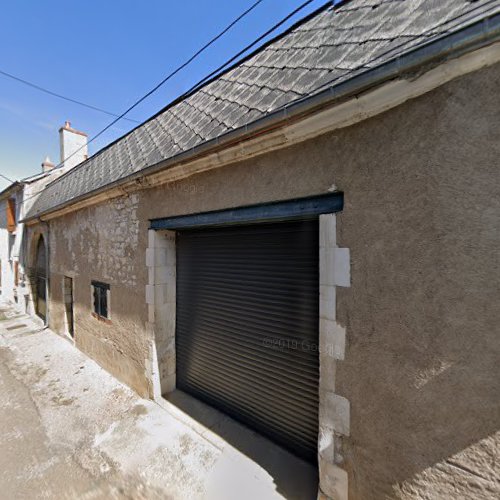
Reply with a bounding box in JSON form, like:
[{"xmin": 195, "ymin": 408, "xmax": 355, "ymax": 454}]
[
  {"xmin": 22, "ymin": 1, "xmax": 500, "ymax": 498},
  {"xmin": 0, "ymin": 122, "xmax": 87, "ymax": 314}
]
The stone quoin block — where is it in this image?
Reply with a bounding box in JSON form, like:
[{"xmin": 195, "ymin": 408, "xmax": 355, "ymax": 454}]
[
  {"xmin": 145, "ymin": 248, "xmax": 155, "ymax": 268},
  {"xmin": 145, "ymin": 285, "xmax": 155, "ymax": 305},
  {"xmin": 148, "ymin": 229, "xmax": 156, "ymax": 249},
  {"xmin": 146, "ymin": 247, "xmax": 172, "ymax": 268},
  {"xmin": 333, "ymin": 248, "xmax": 350, "ymax": 287},
  {"xmin": 154, "ymin": 265, "xmax": 176, "ymax": 286},
  {"xmin": 161, "ymin": 372, "xmax": 176, "ymax": 395},
  {"xmin": 320, "ymin": 392, "xmax": 350, "ymax": 437},
  {"xmin": 319, "ymin": 247, "xmax": 335, "ymax": 287},
  {"xmin": 145, "ymin": 322, "xmax": 155, "ymax": 337},
  {"xmin": 320, "ymin": 284, "xmax": 336, "ymax": 321},
  {"xmin": 319, "ymin": 213, "xmax": 336, "ymax": 248},
  {"xmin": 318, "ymin": 425, "xmax": 335, "ymax": 462},
  {"xmin": 159, "ymin": 350, "xmax": 176, "ymax": 377},
  {"xmin": 319, "ymin": 458, "xmax": 348, "ymax": 500},
  {"xmin": 319, "ymin": 351, "xmax": 336, "ymax": 393},
  {"xmin": 148, "ymin": 304, "xmax": 155, "ymax": 323},
  {"xmin": 155, "ymin": 249, "xmax": 170, "ymax": 268},
  {"xmin": 148, "ymin": 229, "xmax": 174, "ymax": 248},
  {"xmin": 319, "ymin": 319, "xmax": 346, "ymax": 361},
  {"xmin": 162, "ymin": 230, "xmax": 176, "ymax": 245},
  {"xmin": 320, "ymin": 247, "xmax": 351, "ymax": 288},
  {"xmin": 148, "ymin": 266, "xmax": 155, "ymax": 286},
  {"xmin": 154, "ymin": 283, "xmax": 176, "ymax": 306}
]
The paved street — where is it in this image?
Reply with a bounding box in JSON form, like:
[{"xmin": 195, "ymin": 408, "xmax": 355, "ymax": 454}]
[
  {"xmin": 0, "ymin": 303, "xmax": 316, "ymax": 500},
  {"xmin": 0, "ymin": 306, "xmax": 170, "ymax": 499}
]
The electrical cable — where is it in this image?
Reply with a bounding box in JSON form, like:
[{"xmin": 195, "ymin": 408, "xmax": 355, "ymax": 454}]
[
  {"xmin": 47, "ymin": 0, "xmax": 318, "ymax": 174},
  {"xmin": 0, "ymin": 173, "xmax": 17, "ymax": 184},
  {"xmin": 0, "ymin": 69, "xmax": 141, "ymax": 123},
  {"xmin": 182, "ymin": 0, "xmax": 316, "ymax": 97},
  {"xmin": 20, "ymin": 0, "xmax": 323, "ymax": 206}
]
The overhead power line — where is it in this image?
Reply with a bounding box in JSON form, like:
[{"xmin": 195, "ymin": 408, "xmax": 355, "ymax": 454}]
[
  {"xmin": 51, "ymin": 0, "xmax": 269, "ymax": 171},
  {"xmin": 0, "ymin": 69, "xmax": 141, "ymax": 123},
  {"xmin": 20, "ymin": 0, "xmax": 322, "ymax": 210},
  {"xmin": 185, "ymin": 0, "xmax": 317, "ymax": 97},
  {"xmin": 52, "ymin": 0, "xmax": 317, "ymax": 175},
  {"xmin": 0, "ymin": 173, "xmax": 17, "ymax": 184},
  {"xmin": 18, "ymin": 0, "xmax": 269, "ymax": 204}
]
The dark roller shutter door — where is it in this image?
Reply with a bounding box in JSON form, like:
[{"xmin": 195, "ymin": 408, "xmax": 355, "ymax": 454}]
[{"xmin": 176, "ymin": 219, "xmax": 319, "ymax": 461}]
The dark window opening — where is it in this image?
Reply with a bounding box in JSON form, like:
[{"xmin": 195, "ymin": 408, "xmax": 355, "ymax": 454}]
[
  {"xmin": 64, "ymin": 276, "xmax": 74, "ymax": 337},
  {"xmin": 35, "ymin": 236, "xmax": 47, "ymax": 321},
  {"xmin": 92, "ymin": 281, "xmax": 109, "ymax": 319}
]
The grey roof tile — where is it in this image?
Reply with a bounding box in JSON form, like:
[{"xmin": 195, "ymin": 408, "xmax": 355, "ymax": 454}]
[
  {"xmin": 28, "ymin": 0, "xmax": 500, "ymax": 218},
  {"xmin": 197, "ymin": 120, "xmax": 227, "ymax": 141}
]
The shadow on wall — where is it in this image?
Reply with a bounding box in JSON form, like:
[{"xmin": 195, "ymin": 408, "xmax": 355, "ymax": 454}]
[{"xmin": 344, "ymin": 354, "xmax": 500, "ymax": 498}]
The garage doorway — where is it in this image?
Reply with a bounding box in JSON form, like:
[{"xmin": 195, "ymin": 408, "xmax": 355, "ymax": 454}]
[
  {"xmin": 176, "ymin": 219, "xmax": 319, "ymax": 461},
  {"xmin": 149, "ymin": 193, "xmax": 343, "ymax": 469}
]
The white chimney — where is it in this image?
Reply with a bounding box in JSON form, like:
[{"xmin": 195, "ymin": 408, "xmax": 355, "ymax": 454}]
[
  {"xmin": 59, "ymin": 121, "xmax": 88, "ymax": 171},
  {"xmin": 41, "ymin": 156, "xmax": 55, "ymax": 173}
]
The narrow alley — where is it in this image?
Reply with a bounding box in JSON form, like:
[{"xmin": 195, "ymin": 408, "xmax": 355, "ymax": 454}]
[{"xmin": 0, "ymin": 303, "xmax": 316, "ymax": 500}]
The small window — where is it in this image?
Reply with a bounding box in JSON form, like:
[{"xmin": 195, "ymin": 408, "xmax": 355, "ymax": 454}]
[{"xmin": 91, "ymin": 281, "xmax": 110, "ymax": 320}]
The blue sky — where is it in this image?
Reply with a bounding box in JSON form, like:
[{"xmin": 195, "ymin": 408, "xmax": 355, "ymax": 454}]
[{"xmin": 0, "ymin": 0, "xmax": 334, "ymax": 190}]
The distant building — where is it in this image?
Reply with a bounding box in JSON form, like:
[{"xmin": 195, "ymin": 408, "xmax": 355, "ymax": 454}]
[{"xmin": 0, "ymin": 122, "xmax": 87, "ymax": 314}]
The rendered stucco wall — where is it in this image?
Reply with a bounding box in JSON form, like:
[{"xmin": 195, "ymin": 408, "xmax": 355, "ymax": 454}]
[{"xmin": 41, "ymin": 61, "xmax": 500, "ymax": 498}]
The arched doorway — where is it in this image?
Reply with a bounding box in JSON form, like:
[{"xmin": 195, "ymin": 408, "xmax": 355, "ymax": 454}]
[{"xmin": 35, "ymin": 236, "xmax": 47, "ymax": 321}]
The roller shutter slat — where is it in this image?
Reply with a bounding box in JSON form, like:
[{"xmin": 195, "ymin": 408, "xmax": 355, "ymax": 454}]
[
  {"xmin": 176, "ymin": 315, "xmax": 320, "ymax": 375},
  {"xmin": 176, "ymin": 219, "xmax": 319, "ymax": 461}
]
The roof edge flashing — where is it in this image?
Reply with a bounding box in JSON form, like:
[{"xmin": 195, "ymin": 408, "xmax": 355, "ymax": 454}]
[{"xmin": 150, "ymin": 192, "xmax": 344, "ymax": 230}]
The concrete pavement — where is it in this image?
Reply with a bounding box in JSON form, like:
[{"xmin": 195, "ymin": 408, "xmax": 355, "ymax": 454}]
[{"xmin": 0, "ymin": 303, "xmax": 317, "ymax": 499}]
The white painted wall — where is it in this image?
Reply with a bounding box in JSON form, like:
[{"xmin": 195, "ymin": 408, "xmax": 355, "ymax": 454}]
[
  {"xmin": 59, "ymin": 124, "xmax": 88, "ymax": 170},
  {"xmin": 0, "ymin": 190, "xmax": 22, "ymax": 306}
]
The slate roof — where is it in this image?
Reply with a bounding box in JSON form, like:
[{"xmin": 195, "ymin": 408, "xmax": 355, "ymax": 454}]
[{"xmin": 27, "ymin": 0, "xmax": 500, "ymax": 219}]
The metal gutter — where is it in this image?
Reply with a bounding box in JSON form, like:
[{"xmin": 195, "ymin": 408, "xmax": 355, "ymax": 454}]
[{"xmin": 23, "ymin": 11, "xmax": 500, "ymax": 223}]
